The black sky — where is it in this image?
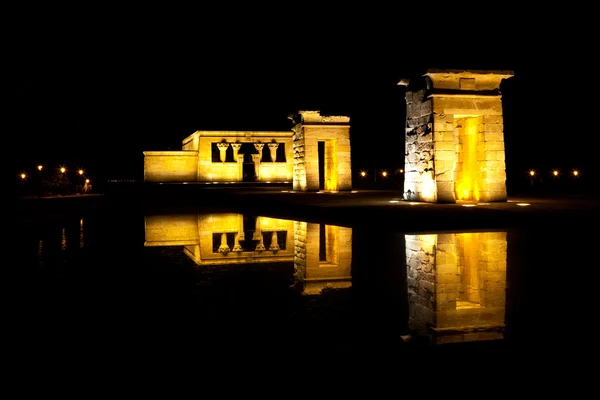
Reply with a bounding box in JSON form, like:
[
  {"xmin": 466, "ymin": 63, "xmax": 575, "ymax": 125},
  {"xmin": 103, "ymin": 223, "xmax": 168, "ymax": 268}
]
[{"xmin": 7, "ymin": 4, "xmax": 596, "ymax": 187}]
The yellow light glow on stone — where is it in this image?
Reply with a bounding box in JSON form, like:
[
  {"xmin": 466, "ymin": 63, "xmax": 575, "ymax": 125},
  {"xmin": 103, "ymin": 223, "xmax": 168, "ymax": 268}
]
[{"xmin": 456, "ymin": 117, "xmax": 480, "ymax": 201}]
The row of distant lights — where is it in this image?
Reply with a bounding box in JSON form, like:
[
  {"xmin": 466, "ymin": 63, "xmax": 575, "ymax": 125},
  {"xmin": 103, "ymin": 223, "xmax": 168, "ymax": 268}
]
[
  {"xmin": 19, "ymin": 165, "xmax": 90, "ymax": 184},
  {"xmin": 529, "ymin": 169, "xmax": 579, "ymax": 177},
  {"xmin": 360, "ymin": 169, "xmax": 581, "ymax": 178},
  {"xmin": 359, "ymin": 169, "xmax": 403, "ymax": 178}
]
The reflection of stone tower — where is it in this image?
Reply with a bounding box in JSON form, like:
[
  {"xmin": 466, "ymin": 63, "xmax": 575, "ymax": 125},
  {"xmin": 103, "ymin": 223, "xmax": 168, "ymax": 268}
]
[
  {"xmin": 293, "ymin": 221, "xmax": 352, "ymax": 294},
  {"xmin": 405, "ymin": 232, "xmax": 507, "ymax": 344},
  {"xmin": 289, "ymin": 110, "xmax": 352, "ymax": 192},
  {"xmin": 401, "ymin": 69, "xmax": 514, "ymax": 203}
]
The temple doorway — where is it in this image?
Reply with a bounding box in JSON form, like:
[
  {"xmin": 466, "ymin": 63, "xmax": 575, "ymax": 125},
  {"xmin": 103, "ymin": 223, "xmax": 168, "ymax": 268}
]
[{"xmin": 241, "ymin": 143, "xmax": 257, "ymax": 182}]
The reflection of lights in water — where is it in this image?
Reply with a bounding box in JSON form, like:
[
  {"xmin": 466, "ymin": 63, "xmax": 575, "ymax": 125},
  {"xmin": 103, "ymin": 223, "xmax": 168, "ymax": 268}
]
[
  {"xmin": 389, "ymin": 200, "xmax": 400, "ymax": 203},
  {"xmin": 462, "ymin": 204, "xmax": 477, "ymax": 207},
  {"xmin": 408, "ymin": 202, "xmax": 420, "ymax": 205},
  {"xmin": 351, "ymin": 191, "xmax": 358, "ymax": 193},
  {"xmin": 516, "ymin": 203, "xmax": 531, "ymax": 206},
  {"xmin": 80, "ymin": 218, "xmax": 84, "ymax": 248},
  {"xmin": 61, "ymin": 228, "xmax": 67, "ymax": 252},
  {"xmin": 281, "ymin": 190, "xmax": 288, "ymax": 193}
]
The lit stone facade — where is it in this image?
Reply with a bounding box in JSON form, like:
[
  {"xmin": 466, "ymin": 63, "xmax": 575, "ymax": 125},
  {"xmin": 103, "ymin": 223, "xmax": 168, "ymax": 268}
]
[
  {"xmin": 405, "ymin": 232, "xmax": 507, "ymax": 344},
  {"xmin": 144, "ymin": 213, "xmax": 352, "ymax": 294},
  {"xmin": 143, "ymin": 110, "xmax": 351, "ymax": 192},
  {"xmin": 289, "ymin": 111, "xmax": 352, "ymax": 192},
  {"xmin": 402, "ymin": 69, "xmax": 514, "ymax": 203}
]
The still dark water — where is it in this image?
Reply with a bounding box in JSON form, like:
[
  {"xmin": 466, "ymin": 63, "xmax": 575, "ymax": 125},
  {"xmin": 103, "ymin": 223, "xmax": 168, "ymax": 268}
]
[{"xmin": 10, "ymin": 198, "xmax": 595, "ymax": 368}]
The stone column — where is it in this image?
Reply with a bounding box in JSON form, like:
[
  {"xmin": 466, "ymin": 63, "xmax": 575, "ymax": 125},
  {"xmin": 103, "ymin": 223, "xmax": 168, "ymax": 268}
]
[
  {"xmin": 216, "ymin": 143, "xmax": 229, "ymax": 162},
  {"xmin": 231, "ymin": 143, "xmax": 243, "ymax": 180},
  {"xmin": 232, "ymin": 233, "xmax": 243, "ymax": 252},
  {"xmin": 269, "ymin": 231, "xmax": 280, "ymax": 252},
  {"xmin": 254, "ymin": 217, "xmax": 265, "ymax": 251},
  {"xmin": 252, "ymin": 153, "xmax": 262, "ymax": 179},
  {"xmin": 218, "ymin": 233, "xmax": 230, "ymax": 254},
  {"xmin": 268, "ymin": 143, "xmax": 279, "ymax": 162},
  {"xmin": 231, "ymin": 142, "xmax": 242, "ymax": 157}
]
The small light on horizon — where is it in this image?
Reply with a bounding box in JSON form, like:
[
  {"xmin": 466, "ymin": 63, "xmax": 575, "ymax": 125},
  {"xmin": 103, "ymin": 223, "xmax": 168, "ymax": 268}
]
[
  {"xmin": 37, "ymin": 165, "xmax": 43, "ymax": 171},
  {"xmin": 552, "ymin": 170, "xmax": 559, "ymax": 176},
  {"xmin": 20, "ymin": 173, "xmax": 26, "ymax": 179},
  {"xmin": 85, "ymin": 179, "xmax": 90, "ymax": 184},
  {"xmin": 60, "ymin": 167, "xmax": 66, "ymax": 173},
  {"xmin": 529, "ymin": 170, "xmax": 535, "ymax": 176},
  {"xmin": 360, "ymin": 171, "xmax": 366, "ymax": 177},
  {"xmin": 381, "ymin": 171, "xmax": 387, "ymax": 177},
  {"xmin": 573, "ymin": 170, "xmax": 579, "ymax": 176},
  {"xmin": 78, "ymin": 169, "xmax": 84, "ymax": 175}
]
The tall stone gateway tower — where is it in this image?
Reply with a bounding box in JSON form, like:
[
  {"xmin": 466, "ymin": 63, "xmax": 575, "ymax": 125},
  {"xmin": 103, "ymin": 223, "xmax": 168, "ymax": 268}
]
[
  {"xmin": 289, "ymin": 110, "xmax": 352, "ymax": 192},
  {"xmin": 401, "ymin": 69, "xmax": 514, "ymax": 203}
]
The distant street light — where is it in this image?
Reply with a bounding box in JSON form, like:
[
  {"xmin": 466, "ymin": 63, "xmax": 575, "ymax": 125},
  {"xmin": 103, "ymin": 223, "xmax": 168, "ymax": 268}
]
[
  {"xmin": 573, "ymin": 170, "xmax": 579, "ymax": 177},
  {"xmin": 20, "ymin": 173, "xmax": 26, "ymax": 180},
  {"xmin": 60, "ymin": 167, "xmax": 66, "ymax": 173},
  {"xmin": 552, "ymin": 170, "xmax": 559, "ymax": 177},
  {"xmin": 37, "ymin": 165, "xmax": 43, "ymax": 171},
  {"xmin": 78, "ymin": 169, "xmax": 84, "ymax": 175}
]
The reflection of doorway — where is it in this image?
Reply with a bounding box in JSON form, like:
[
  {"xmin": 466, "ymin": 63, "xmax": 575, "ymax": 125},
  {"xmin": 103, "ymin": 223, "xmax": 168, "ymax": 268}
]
[{"xmin": 241, "ymin": 143, "xmax": 257, "ymax": 182}]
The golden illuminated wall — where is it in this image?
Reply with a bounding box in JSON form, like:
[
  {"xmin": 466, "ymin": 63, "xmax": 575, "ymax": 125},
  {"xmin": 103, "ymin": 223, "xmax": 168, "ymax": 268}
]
[
  {"xmin": 405, "ymin": 232, "xmax": 507, "ymax": 344},
  {"xmin": 290, "ymin": 111, "xmax": 352, "ymax": 192},
  {"xmin": 294, "ymin": 221, "xmax": 352, "ymax": 294},
  {"xmin": 144, "ymin": 213, "xmax": 295, "ymax": 265},
  {"xmin": 184, "ymin": 132, "xmax": 294, "ymax": 182},
  {"xmin": 143, "ymin": 151, "xmax": 198, "ymax": 182},
  {"xmin": 403, "ymin": 69, "xmax": 514, "ymax": 203}
]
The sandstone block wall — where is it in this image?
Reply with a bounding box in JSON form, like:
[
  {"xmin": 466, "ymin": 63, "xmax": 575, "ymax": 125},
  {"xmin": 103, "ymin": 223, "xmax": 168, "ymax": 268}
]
[
  {"xmin": 143, "ymin": 151, "xmax": 198, "ymax": 182},
  {"xmin": 403, "ymin": 69, "xmax": 513, "ymax": 203},
  {"xmin": 292, "ymin": 111, "xmax": 351, "ymax": 192}
]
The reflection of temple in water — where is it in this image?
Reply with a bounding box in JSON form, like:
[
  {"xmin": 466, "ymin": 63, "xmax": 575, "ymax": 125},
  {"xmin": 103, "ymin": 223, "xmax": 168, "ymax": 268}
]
[
  {"xmin": 405, "ymin": 232, "xmax": 507, "ymax": 344},
  {"xmin": 144, "ymin": 213, "xmax": 352, "ymax": 294}
]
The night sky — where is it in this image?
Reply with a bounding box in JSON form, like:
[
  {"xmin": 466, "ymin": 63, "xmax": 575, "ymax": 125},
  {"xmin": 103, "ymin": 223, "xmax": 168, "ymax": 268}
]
[{"xmin": 8, "ymin": 4, "xmax": 596, "ymax": 192}]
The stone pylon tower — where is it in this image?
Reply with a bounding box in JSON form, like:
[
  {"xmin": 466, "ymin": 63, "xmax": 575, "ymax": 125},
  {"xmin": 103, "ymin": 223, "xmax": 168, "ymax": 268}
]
[
  {"xmin": 289, "ymin": 110, "xmax": 352, "ymax": 192},
  {"xmin": 400, "ymin": 69, "xmax": 514, "ymax": 203}
]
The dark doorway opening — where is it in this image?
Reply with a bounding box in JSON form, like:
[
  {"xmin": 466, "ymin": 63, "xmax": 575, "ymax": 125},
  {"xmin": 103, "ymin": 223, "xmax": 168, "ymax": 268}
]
[
  {"xmin": 241, "ymin": 143, "xmax": 257, "ymax": 182},
  {"xmin": 318, "ymin": 141, "xmax": 325, "ymax": 191}
]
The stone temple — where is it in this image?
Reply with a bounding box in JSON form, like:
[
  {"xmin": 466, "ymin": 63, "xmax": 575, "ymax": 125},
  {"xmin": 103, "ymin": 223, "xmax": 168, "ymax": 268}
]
[
  {"xmin": 400, "ymin": 69, "xmax": 514, "ymax": 203},
  {"xmin": 143, "ymin": 110, "xmax": 352, "ymax": 192},
  {"xmin": 143, "ymin": 68, "xmax": 514, "ymax": 200}
]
